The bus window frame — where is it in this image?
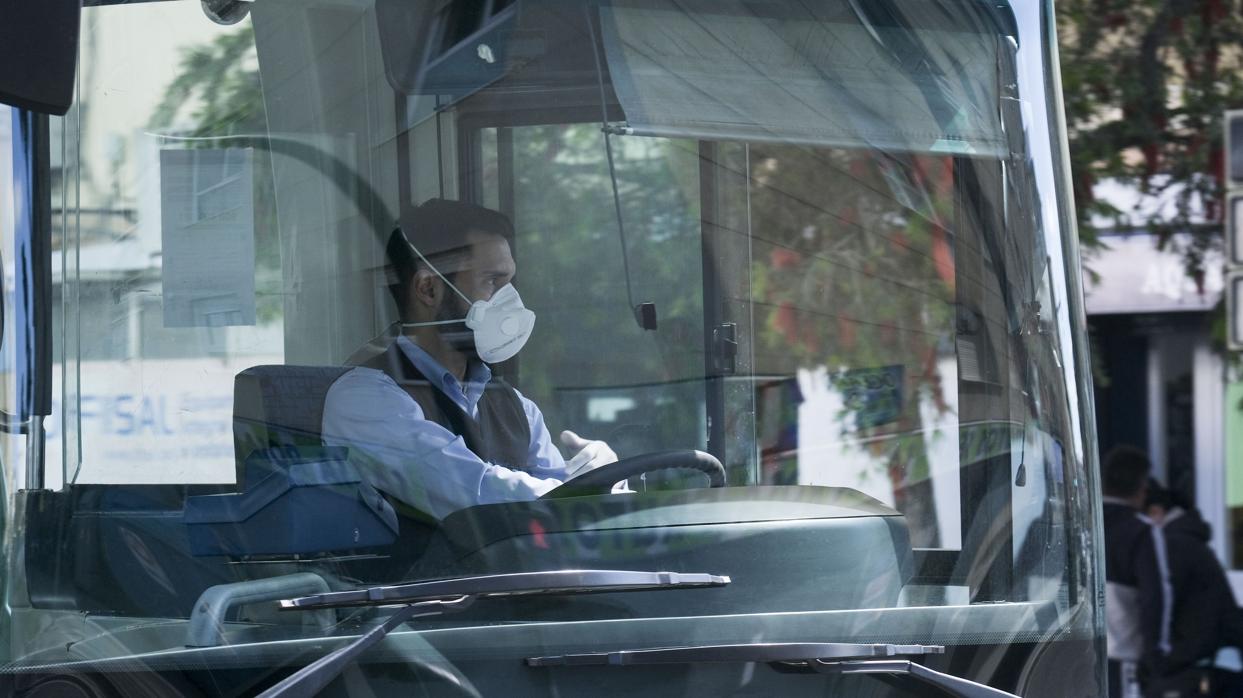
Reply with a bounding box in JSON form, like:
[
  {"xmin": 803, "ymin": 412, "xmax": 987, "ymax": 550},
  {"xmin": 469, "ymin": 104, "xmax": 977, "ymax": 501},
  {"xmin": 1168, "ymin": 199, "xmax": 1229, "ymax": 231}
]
[{"xmin": 443, "ymin": 105, "xmax": 1048, "ymax": 602}]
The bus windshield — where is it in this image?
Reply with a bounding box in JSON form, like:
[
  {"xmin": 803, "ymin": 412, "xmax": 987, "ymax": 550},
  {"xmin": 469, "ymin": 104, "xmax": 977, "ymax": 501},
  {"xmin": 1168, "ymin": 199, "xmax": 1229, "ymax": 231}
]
[{"xmin": 1, "ymin": 0, "xmax": 1104, "ymax": 695}]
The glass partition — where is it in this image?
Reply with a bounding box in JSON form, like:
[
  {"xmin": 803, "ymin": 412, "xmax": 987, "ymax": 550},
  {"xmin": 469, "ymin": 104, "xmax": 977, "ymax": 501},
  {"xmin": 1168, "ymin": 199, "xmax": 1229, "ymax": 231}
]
[{"xmin": 6, "ymin": 0, "xmax": 1104, "ymax": 695}]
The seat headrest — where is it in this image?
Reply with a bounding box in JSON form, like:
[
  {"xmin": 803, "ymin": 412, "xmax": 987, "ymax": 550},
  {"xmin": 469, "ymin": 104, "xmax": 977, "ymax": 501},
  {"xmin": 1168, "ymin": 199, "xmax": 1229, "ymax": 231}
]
[{"xmin": 233, "ymin": 365, "xmax": 352, "ymax": 484}]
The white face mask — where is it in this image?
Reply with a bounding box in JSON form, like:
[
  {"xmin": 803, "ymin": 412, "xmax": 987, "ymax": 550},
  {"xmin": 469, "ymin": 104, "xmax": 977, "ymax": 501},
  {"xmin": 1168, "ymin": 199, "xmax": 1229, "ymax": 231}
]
[
  {"xmin": 401, "ymin": 256, "xmax": 535, "ymax": 364},
  {"xmin": 462, "ymin": 282, "xmax": 536, "ymax": 363}
]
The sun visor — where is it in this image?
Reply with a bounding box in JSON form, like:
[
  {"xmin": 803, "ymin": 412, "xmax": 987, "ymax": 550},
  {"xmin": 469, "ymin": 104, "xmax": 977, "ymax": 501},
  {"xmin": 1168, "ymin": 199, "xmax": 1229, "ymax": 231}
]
[{"xmin": 598, "ymin": 0, "xmax": 1010, "ymax": 156}]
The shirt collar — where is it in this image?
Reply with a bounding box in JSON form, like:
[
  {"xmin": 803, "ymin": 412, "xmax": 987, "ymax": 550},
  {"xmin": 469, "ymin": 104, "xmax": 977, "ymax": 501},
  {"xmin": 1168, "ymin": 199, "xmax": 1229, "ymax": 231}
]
[{"xmin": 395, "ymin": 335, "xmax": 492, "ymax": 390}]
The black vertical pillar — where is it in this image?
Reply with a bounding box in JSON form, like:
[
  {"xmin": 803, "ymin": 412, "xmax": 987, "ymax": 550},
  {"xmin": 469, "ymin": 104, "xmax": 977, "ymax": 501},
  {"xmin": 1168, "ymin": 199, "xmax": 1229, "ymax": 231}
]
[{"xmin": 12, "ymin": 109, "xmax": 54, "ymax": 424}]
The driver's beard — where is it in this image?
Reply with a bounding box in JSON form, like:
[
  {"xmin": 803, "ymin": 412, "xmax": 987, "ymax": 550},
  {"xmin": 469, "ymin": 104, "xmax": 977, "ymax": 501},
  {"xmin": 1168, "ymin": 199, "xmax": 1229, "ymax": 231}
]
[{"xmin": 435, "ymin": 292, "xmax": 478, "ymax": 359}]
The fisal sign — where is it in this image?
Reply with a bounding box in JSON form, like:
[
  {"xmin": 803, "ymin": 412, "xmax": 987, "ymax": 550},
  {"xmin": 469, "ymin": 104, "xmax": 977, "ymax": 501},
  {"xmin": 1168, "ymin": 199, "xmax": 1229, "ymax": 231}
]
[{"xmin": 45, "ymin": 355, "xmax": 282, "ymax": 486}]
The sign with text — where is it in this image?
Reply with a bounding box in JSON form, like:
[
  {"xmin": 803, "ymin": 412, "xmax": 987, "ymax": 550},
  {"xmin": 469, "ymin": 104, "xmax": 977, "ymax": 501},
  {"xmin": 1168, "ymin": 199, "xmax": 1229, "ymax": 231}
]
[
  {"xmin": 46, "ymin": 356, "xmax": 281, "ymax": 485},
  {"xmin": 1083, "ymin": 232, "xmax": 1224, "ymax": 314}
]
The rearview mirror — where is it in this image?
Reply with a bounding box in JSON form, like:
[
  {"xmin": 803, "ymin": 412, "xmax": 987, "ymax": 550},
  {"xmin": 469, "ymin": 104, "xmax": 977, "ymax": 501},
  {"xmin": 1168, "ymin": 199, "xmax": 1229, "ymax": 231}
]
[{"xmin": 0, "ymin": 0, "xmax": 82, "ymax": 115}]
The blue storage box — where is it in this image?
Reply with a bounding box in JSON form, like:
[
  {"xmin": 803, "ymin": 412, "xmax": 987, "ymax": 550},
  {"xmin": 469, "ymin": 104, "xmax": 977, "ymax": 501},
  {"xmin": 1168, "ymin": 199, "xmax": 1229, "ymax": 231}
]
[{"xmin": 184, "ymin": 447, "xmax": 399, "ymax": 556}]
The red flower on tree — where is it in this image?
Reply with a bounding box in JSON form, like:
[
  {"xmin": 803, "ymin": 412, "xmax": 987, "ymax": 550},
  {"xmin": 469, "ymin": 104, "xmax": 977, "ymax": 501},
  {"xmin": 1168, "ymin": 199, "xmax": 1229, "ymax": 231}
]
[
  {"xmin": 773, "ymin": 302, "xmax": 798, "ymax": 344},
  {"xmin": 770, "ymin": 247, "xmax": 803, "ymax": 270}
]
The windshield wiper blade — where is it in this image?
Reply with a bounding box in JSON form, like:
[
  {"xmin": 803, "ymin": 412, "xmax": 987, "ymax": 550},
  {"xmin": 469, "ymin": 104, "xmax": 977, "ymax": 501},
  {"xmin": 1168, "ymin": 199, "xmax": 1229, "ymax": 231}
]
[
  {"xmin": 526, "ymin": 641, "xmax": 944, "ymax": 666},
  {"xmin": 526, "ymin": 642, "xmax": 1018, "ymax": 698},
  {"xmin": 279, "ymin": 569, "xmax": 729, "ymax": 610},
  {"xmin": 261, "ymin": 570, "xmax": 728, "ymax": 698}
]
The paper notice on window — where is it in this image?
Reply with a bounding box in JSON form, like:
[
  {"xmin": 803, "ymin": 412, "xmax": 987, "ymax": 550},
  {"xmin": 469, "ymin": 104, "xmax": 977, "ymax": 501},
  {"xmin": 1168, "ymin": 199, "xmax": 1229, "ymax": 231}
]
[{"xmin": 160, "ymin": 148, "xmax": 256, "ymax": 327}]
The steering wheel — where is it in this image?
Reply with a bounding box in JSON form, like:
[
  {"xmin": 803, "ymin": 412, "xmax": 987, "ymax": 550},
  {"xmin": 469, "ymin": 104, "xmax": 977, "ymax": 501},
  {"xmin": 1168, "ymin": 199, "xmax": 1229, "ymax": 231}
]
[{"xmin": 542, "ymin": 450, "xmax": 726, "ymax": 498}]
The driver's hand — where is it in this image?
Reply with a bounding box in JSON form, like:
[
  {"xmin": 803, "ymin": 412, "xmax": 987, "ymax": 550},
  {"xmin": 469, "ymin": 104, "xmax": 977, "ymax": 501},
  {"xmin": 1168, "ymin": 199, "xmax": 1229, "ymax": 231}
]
[{"xmin": 561, "ymin": 430, "xmax": 618, "ymax": 477}]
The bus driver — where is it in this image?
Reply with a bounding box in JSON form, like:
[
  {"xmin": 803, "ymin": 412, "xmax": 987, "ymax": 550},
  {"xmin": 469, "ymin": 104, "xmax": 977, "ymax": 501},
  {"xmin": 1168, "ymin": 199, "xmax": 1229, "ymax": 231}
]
[{"xmin": 321, "ymin": 198, "xmax": 619, "ymax": 519}]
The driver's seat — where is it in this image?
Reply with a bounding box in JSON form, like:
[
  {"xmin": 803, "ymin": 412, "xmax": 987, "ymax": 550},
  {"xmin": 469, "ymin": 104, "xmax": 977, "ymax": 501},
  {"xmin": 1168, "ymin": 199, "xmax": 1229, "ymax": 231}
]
[
  {"xmin": 183, "ymin": 366, "xmax": 401, "ymax": 560},
  {"xmin": 232, "ymin": 365, "xmax": 351, "ymax": 482}
]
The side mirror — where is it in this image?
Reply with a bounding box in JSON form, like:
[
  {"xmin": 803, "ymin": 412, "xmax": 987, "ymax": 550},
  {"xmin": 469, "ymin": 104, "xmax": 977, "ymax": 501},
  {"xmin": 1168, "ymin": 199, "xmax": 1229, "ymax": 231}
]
[{"xmin": 0, "ymin": 0, "xmax": 82, "ymax": 115}]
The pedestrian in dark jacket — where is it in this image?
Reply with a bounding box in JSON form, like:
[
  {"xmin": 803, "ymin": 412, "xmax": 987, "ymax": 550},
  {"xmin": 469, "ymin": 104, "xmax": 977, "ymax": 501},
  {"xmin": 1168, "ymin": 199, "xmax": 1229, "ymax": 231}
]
[
  {"xmin": 1102, "ymin": 446, "xmax": 1166, "ymax": 698},
  {"xmin": 1143, "ymin": 485, "xmax": 1243, "ymax": 696}
]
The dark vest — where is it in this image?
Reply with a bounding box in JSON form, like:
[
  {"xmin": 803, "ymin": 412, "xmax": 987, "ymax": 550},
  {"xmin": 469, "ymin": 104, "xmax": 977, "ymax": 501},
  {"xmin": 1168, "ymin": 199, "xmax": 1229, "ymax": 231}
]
[{"xmin": 361, "ymin": 342, "xmax": 532, "ymax": 471}]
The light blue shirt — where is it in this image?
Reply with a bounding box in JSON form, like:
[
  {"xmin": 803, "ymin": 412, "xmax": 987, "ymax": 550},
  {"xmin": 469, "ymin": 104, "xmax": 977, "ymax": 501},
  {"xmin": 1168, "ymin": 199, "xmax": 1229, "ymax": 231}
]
[{"xmin": 321, "ymin": 336, "xmax": 568, "ymax": 519}]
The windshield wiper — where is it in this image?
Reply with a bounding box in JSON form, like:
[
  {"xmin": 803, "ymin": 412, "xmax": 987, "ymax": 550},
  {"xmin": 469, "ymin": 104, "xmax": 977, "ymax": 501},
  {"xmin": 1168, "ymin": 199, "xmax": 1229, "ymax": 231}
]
[
  {"xmin": 527, "ymin": 642, "xmax": 1018, "ymax": 698},
  {"xmin": 260, "ymin": 570, "xmax": 729, "ymax": 697},
  {"xmin": 526, "ymin": 641, "xmax": 944, "ymax": 666},
  {"xmin": 278, "ymin": 569, "xmax": 728, "ymax": 610}
]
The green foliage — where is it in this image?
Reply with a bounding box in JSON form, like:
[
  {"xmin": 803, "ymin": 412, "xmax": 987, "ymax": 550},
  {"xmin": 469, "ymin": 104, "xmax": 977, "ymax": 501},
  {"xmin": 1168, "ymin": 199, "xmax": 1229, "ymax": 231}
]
[
  {"xmin": 148, "ymin": 26, "xmax": 264, "ymax": 137},
  {"xmin": 1058, "ymin": 0, "xmax": 1243, "ymax": 370},
  {"xmin": 147, "ymin": 25, "xmax": 281, "ymax": 324},
  {"xmin": 1057, "ymin": 0, "xmax": 1243, "ymax": 254}
]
